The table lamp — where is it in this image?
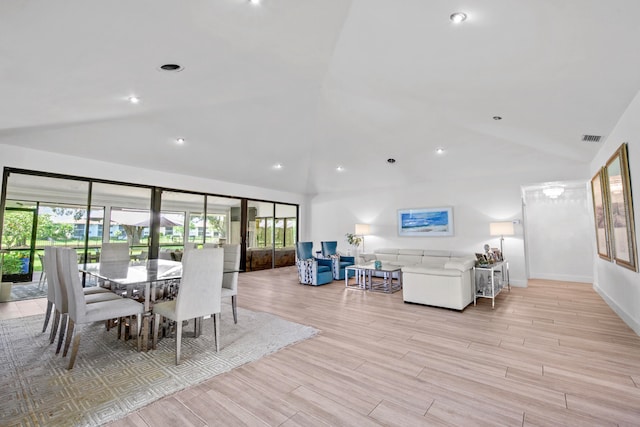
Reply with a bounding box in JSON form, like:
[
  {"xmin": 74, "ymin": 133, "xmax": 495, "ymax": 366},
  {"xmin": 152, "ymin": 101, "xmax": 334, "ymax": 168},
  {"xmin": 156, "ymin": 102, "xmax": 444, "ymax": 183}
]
[
  {"xmin": 355, "ymin": 223, "xmax": 370, "ymax": 253},
  {"xmin": 489, "ymin": 221, "xmax": 514, "ymax": 260}
]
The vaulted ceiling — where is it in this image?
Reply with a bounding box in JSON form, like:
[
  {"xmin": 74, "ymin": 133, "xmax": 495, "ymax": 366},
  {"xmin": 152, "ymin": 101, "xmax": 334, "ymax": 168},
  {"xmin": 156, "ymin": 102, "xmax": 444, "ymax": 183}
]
[{"xmin": 2, "ymin": 1, "xmax": 640, "ymax": 195}]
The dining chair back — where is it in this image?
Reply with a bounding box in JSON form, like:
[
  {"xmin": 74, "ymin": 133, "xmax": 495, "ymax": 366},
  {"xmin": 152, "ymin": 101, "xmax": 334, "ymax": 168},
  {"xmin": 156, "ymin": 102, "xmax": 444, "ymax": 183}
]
[
  {"xmin": 222, "ymin": 244, "xmax": 240, "ymax": 323},
  {"xmin": 99, "ymin": 243, "xmax": 130, "ymax": 279}
]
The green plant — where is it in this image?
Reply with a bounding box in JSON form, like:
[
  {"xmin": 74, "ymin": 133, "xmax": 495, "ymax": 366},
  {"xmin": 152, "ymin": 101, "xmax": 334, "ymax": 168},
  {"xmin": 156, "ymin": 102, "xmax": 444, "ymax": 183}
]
[{"xmin": 345, "ymin": 233, "xmax": 362, "ymax": 247}]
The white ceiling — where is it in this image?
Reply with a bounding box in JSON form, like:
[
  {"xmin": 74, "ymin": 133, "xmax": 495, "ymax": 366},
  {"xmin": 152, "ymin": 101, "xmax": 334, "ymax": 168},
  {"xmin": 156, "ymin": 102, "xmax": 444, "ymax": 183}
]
[{"xmin": 1, "ymin": 0, "xmax": 640, "ymax": 195}]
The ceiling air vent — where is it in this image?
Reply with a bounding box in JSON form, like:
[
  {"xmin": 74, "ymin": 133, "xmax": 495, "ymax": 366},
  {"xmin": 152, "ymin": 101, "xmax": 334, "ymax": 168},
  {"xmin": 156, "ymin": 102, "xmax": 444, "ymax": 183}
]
[{"xmin": 582, "ymin": 134, "xmax": 602, "ymax": 143}]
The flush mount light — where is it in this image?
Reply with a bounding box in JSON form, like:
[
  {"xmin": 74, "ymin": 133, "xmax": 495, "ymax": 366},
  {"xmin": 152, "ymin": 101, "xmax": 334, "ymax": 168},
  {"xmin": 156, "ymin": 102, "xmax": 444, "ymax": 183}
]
[
  {"xmin": 249, "ymin": 0, "xmax": 261, "ymax": 5},
  {"xmin": 336, "ymin": 166, "xmax": 344, "ymax": 172},
  {"xmin": 159, "ymin": 63, "xmax": 184, "ymax": 72},
  {"xmin": 176, "ymin": 138, "xmax": 185, "ymax": 145},
  {"xmin": 543, "ymin": 186, "xmax": 564, "ymax": 199},
  {"xmin": 128, "ymin": 96, "xmax": 140, "ymax": 104},
  {"xmin": 387, "ymin": 158, "xmax": 396, "ymax": 164},
  {"xmin": 493, "ymin": 116, "xmax": 503, "ymax": 120},
  {"xmin": 450, "ymin": 12, "xmax": 467, "ymax": 23},
  {"xmin": 274, "ymin": 163, "xmax": 283, "ymax": 170},
  {"xmin": 435, "ymin": 147, "xmax": 446, "ymax": 155}
]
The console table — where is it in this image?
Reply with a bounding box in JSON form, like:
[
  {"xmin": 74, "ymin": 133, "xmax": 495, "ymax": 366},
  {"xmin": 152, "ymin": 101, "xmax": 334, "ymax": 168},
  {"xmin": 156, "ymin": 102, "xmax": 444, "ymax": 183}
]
[{"xmin": 473, "ymin": 260, "xmax": 509, "ymax": 309}]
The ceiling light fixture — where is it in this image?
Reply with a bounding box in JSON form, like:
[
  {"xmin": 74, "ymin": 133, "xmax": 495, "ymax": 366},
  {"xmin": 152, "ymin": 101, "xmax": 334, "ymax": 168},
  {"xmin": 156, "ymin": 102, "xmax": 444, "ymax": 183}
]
[
  {"xmin": 543, "ymin": 186, "xmax": 564, "ymax": 199},
  {"xmin": 435, "ymin": 147, "xmax": 446, "ymax": 155},
  {"xmin": 336, "ymin": 166, "xmax": 344, "ymax": 172},
  {"xmin": 274, "ymin": 163, "xmax": 283, "ymax": 169},
  {"xmin": 493, "ymin": 116, "xmax": 502, "ymax": 120},
  {"xmin": 450, "ymin": 12, "xmax": 467, "ymax": 23},
  {"xmin": 249, "ymin": 0, "xmax": 261, "ymax": 5},
  {"xmin": 159, "ymin": 63, "xmax": 184, "ymax": 72},
  {"xmin": 176, "ymin": 138, "xmax": 185, "ymax": 145},
  {"xmin": 128, "ymin": 96, "xmax": 140, "ymax": 104},
  {"xmin": 387, "ymin": 158, "xmax": 396, "ymax": 164}
]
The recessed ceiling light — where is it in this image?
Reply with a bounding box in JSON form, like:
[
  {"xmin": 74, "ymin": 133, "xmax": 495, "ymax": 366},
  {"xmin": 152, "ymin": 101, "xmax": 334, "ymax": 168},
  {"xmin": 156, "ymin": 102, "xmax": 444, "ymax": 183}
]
[
  {"xmin": 450, "ymin": 12, "xmax": 467, "ymax": 23},
  {"xmin": 387, "ymin": 158, "xmax": 396, "ymax": 164},
  {"xmin": 274, "ymin": 163, "xmax": 283, "ymax": 169},
  {"xmin": 249, "ymin": 0, "xmax": 261, "ymax": 5},
  {"xmin": 336, "ymin": 166, "xmax": 344, "ymax": 172},
  {"xmin": 128, "ymin": 96, "xmax": 140, "ymax": 104},
  {"xmin": 493, "ymin": 116, "xmax": 503, "ymax": 120},
  {"xmin": 176, "ymin": 138, "xmax": 185, "ymax": 145},
  {"xmin": 159, "ymin": 63, "xmax": 184, "ymax": 72},
  {"xmin": 435, "ymin": 147, "xmax": 446, "ymax": 155}
]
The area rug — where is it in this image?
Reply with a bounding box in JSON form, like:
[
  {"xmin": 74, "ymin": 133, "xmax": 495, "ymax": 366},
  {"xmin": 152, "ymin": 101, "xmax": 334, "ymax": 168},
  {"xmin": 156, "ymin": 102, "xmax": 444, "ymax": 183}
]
[{"xmin": 0, "ymin": 306, "xmax": 317, "ymax": 426}]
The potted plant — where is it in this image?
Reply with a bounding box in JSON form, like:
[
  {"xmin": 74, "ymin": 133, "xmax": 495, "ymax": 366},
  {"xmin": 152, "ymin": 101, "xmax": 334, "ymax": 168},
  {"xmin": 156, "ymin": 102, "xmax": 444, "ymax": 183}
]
[{"xmin": 345, "ymin": 233, "xmax": 362, "ymax": 257}]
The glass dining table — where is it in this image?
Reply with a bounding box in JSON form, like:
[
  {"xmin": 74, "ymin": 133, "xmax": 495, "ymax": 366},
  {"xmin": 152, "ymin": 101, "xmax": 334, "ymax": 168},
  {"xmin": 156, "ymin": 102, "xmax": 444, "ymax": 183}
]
[{"xmin": 80, "ymin": 259, "xmax": 189, "ymax": 351}]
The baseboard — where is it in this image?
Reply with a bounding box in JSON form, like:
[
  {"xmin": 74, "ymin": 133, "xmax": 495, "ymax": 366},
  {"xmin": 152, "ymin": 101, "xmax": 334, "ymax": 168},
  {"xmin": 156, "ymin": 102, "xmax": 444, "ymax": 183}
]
[
  {"xmin": 509, "ymin": 279, "xmax": 527, "ymax": 288},
  {"xmin": 529, "ymin": 273, "xmax": 593, "ymax": 283},
  {"xmin": 594, "ymin": 283, "xmax": 640, "ymax": 337}
]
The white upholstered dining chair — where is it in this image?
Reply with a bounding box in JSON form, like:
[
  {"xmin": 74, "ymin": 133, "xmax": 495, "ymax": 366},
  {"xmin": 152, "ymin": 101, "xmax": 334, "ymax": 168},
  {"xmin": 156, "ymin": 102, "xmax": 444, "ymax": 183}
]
[
  {"xmin": 152, "ymin": 247, "xmax": 224, "ymax": 365},
  {"xmin": 221, "ymin": 244, "xmax": 240, "ymax": 324},
  {"xmin": 45, "ymin": 247, "xmax": 121, "ymax": 354},
  {"xmin": 57, "ymin": 248, "xmax": 144, "ymax": 369}
]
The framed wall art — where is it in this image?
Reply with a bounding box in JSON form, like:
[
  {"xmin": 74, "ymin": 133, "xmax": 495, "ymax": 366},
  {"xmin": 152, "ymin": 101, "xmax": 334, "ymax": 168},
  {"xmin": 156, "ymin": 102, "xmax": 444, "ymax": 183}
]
[
  {"xmin": 590, "ymin": 168, "xmax": 611, "ymax": 260},
  {"xmin": 397, "ymin": 207, "xmax": 454, "ymax": 237},
  {"xmin": 605, "ymin": 143, "xmax": 637, "ymax": 271}
]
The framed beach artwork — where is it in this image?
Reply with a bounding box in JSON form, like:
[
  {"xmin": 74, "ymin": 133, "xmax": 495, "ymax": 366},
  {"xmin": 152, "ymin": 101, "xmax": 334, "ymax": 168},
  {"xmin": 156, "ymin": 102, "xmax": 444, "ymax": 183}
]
[
  {"xmin": 590, "ymin": 168, "xmax": 611, "ymax": 261},
  {"xmin": 397, "ymin": 207, "xmax": 454, "ymax": 237},
  {"xmin": 604, "ymin": 143, "xmax": 637, "ymax": 271}
]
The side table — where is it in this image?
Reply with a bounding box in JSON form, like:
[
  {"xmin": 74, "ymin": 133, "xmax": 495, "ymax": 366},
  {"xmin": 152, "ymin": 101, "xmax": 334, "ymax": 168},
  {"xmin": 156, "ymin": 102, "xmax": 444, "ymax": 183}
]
[{"xmin": 473, "ymin": 260, "xmax": 510, "ymax": 309}]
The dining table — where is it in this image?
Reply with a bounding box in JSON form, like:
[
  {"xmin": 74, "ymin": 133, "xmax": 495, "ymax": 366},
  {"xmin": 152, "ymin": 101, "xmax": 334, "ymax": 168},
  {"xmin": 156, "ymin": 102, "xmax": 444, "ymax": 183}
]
[{"xmin": 79, "ymin": 259, "xmax": 207, "ymax": 351}]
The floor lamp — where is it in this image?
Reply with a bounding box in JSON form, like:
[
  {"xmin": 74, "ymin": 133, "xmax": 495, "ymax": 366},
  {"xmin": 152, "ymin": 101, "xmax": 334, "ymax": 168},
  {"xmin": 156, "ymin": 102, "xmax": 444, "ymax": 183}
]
[
  {"xmin": 354, "ymin": 223, "xmax": 370, "ymax": 254},
  {"xmin": 489, "ymin": 221, "xmax": 515, "ymax": 260}
]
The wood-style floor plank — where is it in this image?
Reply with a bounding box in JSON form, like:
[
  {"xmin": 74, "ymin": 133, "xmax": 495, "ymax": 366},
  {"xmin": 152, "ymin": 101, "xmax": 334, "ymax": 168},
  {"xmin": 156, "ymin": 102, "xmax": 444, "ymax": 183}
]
[{"xmin": 108, "ymin": 269, "xmax": 640, "ymax": 426}]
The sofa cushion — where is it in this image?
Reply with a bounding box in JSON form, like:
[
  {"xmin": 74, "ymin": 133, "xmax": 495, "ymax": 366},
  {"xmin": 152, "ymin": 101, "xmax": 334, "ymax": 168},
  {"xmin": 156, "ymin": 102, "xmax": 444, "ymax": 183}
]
[
  {"xmin": 422, "ymin": 250, "xmax": 452, "ymax": 257},
  {"xmin": 375, "ymin": 248, "xmax": 399, "ymax": 255},
  {"xmin": 376, "ymin": 253, "xmax": 399, "ymax": 262},
  {"xmin": 397, "ymin": 254, "xmax": 423, "ymax": 264},
  {"xmin": 445, "ymin": 257, "xmax": 476, "ymax": 272},
  {"xmin": 398, "ymin": 249, "xmax": 425, "ymax": 256},
  {"xmin": 420, "ymin": 256, "xmax": 448, "ymax": 267}
]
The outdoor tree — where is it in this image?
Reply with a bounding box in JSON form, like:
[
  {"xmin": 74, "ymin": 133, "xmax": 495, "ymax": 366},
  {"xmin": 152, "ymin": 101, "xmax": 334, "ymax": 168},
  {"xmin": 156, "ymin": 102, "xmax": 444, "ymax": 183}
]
[
  {"xmin": 2, "ymin": 211, "xmax": 33, "ymax": 248},
  {"xmin": 36, "ymin": 214, "xmax": 73, "ymax": 242}
]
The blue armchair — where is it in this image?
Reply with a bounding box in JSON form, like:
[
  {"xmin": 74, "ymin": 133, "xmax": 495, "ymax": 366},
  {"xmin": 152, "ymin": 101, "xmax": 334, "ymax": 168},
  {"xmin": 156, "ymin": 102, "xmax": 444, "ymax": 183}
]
[
  {"xmin": 321, "ymin": 241, "xmax": 355, "ymax": 280},
  {"xmin": 295, "ymin": 242, "xmax": 334, "ymax": 286}
]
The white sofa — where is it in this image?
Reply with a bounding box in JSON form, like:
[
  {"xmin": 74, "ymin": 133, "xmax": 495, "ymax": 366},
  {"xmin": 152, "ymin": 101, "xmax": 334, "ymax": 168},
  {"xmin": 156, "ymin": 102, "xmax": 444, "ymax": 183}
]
[{"xmin": 359, "ymin": 248, "xmax": 476, "ymax": 311}]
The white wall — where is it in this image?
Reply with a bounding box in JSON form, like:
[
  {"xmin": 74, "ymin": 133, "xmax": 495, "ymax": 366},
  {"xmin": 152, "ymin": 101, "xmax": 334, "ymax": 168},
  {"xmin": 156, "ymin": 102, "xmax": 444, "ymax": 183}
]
[
  {"xmin": 523, "ymin": 184, "xmax": 594, "ymax": 283},
  {"xmin": 0, "ymin": 144, "xmax": 306, "ymax": 214},
  {"xmin": 590, "ymin": 90, "xmax": 640, "ymax": 335},
  {"xmin": 310, "ymin": 166, "xmax": 590, "ymax": 287}
]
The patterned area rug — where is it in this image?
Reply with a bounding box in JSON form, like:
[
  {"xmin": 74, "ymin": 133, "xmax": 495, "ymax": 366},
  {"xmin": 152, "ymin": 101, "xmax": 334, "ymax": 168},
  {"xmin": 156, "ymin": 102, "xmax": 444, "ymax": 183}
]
[{"xmin": 0, "ymin": 306, "xmax": 317, "ymax": 426}]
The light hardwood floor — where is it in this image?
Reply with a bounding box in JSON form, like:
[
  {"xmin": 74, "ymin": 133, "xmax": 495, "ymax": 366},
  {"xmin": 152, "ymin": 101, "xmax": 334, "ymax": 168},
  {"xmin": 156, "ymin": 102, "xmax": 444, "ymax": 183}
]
[{"xmin": 98, "ymin": 268, "xmax": 637, "ymax": 425}]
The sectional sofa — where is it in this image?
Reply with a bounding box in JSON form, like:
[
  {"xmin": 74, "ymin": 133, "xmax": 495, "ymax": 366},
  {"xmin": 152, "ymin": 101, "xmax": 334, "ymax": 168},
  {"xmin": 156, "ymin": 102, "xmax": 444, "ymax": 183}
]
[{"xmin": 359, "ymin": 248, "xmax": 476, "ymax": 311}]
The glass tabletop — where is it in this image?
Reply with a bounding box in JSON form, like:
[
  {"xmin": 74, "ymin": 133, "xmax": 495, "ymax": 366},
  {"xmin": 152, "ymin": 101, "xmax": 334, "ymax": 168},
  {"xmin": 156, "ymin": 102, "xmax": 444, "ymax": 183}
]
[{"xmin": 80, "ymin": 259, "xmax": 183, "ymax": 285}]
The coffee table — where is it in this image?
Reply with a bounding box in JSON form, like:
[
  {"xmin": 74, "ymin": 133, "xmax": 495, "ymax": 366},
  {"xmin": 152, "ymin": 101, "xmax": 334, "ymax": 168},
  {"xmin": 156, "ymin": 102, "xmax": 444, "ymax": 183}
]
[{"xmin": 345, "ymin": 262, "xmax": 402, "ymax": 293}]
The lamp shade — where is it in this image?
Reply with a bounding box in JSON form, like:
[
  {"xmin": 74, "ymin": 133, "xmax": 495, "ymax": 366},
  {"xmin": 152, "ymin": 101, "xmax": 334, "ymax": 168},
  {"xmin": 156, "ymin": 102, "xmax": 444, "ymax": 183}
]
[
  {"xmin": 355, "ymin": 223, "xmax": 370, "ymax": 235},
  {"xmin": 489, "ymin": 221, "xmax": 514, "ymax": 236}
]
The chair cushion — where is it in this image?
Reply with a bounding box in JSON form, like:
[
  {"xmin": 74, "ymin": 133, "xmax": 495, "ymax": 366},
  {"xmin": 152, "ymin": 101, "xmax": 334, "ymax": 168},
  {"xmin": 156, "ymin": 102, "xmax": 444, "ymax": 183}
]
[
  {"xmin": 83, "ymin": 298, "xmax": 144, "ymax": 324},
  {"xmin": 153, "ymin": 299, "xmax": 177, "ymax": 320},
  {"xmin": 221, "ymin": 288, "xmax": 237, "ymax": 298},
  {"xmin": 338, "ymin": 261, "xmax": 353, "ymax": 268},
  {"xmin": 317, "ymin": 265, "xmax": 331, "ymax": 273}
]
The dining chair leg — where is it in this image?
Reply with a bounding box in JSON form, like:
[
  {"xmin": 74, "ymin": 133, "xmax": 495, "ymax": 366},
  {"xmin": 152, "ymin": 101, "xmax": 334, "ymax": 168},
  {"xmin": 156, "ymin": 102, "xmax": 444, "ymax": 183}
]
[
  {"xmin": 232, "ymin": 295, "xmax": 238, "ymax": 324},
  {"xmin": 175, "ymin": 319, "xmax": 183, "ymax": 365},
  {"xmin": 49, "ymin": 311, "xmax": 60, "ymax": 344},
  {"xmin": 213, "ymin": 313, "xmax": 220, "ymax": 353},
  {"xmin": 67, "ymin": 327, "xmax": 82, "ymax": 370},
  {"xmin": 42, "ymin": 301, "xmax": 53, "ymax": 333},
  {"xmin": 136, "ymin": 315, "xmax": 142, "ymax": 352},
  {"xmin": 152, "ymin": 314, "xmax": 160, "ymax": 350},
  {"xmin": 63, "ymin": 318, "xmax": 75, "ymax": 357},
  {"xmin": 55, "ymin": 314, "xmax": 68, "ymax": 354}
]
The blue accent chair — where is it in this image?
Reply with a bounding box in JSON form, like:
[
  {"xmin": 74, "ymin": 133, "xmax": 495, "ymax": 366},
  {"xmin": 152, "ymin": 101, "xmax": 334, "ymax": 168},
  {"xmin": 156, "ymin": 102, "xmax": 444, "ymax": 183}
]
[
  {"xmin": 321, "ymin": 241, "xmax": 355, "ymax": 280},
  {"xmin": 295, "ymin": 242, "xmax": 333, "ymax": 286}
]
